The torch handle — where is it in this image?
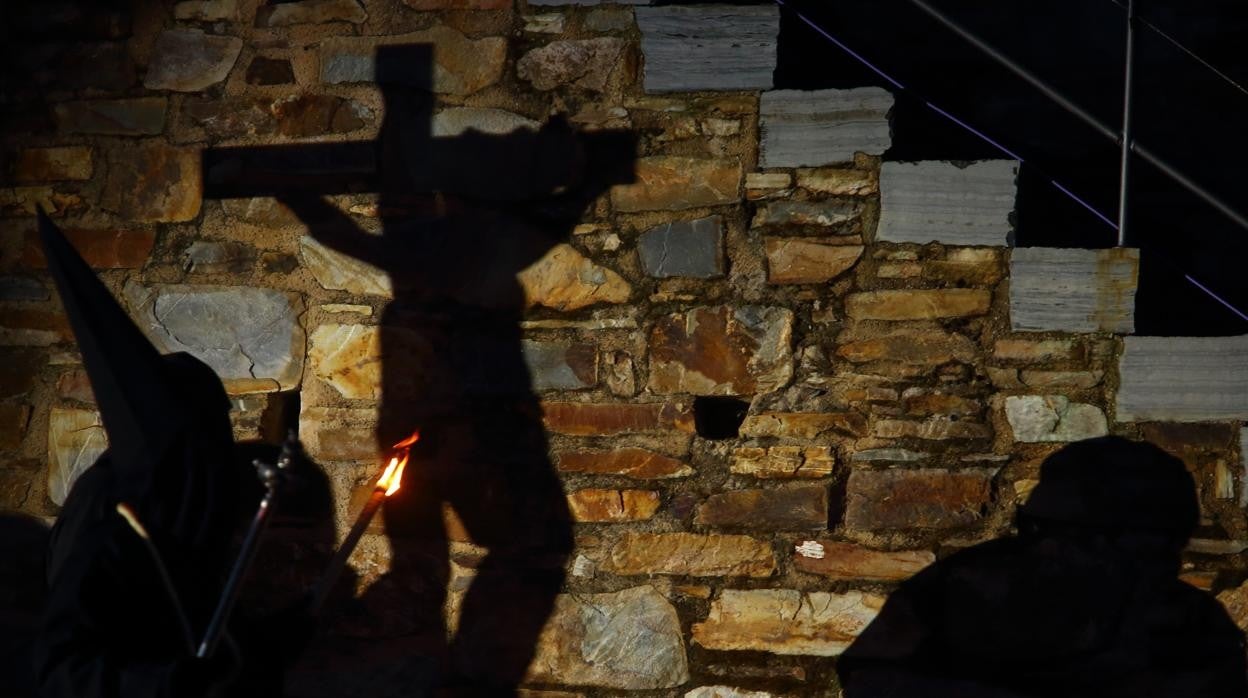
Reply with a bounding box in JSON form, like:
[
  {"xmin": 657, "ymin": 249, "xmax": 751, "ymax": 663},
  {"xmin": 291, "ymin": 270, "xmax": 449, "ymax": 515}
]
[
  {"xmin": 196, "ymin": 489, "xmax": 278, "ymax": 658},
  {"xmin": 309, "ymin": 488, "xmax": 385, "ymax": 615}
]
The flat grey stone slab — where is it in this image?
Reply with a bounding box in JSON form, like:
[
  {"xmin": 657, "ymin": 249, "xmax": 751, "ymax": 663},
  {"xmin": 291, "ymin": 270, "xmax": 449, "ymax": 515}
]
[
  {"xmin": 877, "ymin": 160, "xmax": 1017, "ymax": 246},
  {"xmin": 125, "ymin": 282, "xmax": 305, "ymax": 391},
  {"xmin": 1116, "ymin": 335, "xmax": 1248, "ymax": 422},
  {"xmin": 1009, "ymin": 247, "xmax": 1138, "ymax": 333},
  {"xmin": 638, "ymin": 216, "xmax": 724, "ymax": 278},
  {"xmin": 636, "ymin": 6, "xmax": 778, "ymax": 93},
  {"xmin": 760, "ymin": 88, "xmax": 893, "ymax": 167},
  {"xmin": 522, "ymin": 339, "xmax": 598, "ymax": 391}
]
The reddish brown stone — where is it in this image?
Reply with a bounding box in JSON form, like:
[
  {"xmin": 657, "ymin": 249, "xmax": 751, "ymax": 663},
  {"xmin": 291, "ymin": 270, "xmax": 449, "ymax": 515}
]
[
  {"xmin": 648, "ymin": 306, "xmax": 792, "ymax": 396},
  {"xmin": 100, "ymin": 144, "xmax": 201, "ymax": 223},
  {"xmin": 567, "ymin": 489, "xmax": 660, "ymax": 522},
  {"xmin": 902, "ymin": 392, "xmax": 982, "ymax": 418},
  {"xmin": 56, "ymin": 369, "xmax": 95, "ymax": 403},
  {"xmin": 12, "ymin": 146, "xmax": 93, "ymax": 182},
  {"xmin": 0, "ymin": 309, "xmax": 72, "ymax": 346},
  {"xmin": 1138, "ymin": 422, "xmax": 1237, "ymax": 472},
  {"xmin": 844, "ymin": 290, "xmax": 991, "ymax": 321},
  {"xmin": 765, "ymin": 238, "xmax": 863, "ymax": 284},
  {"xmin": 0, "ymin": 403, "xmax": 32, "ymax": 450},
  {"xmin": 836, "ymin": 328, "xmax": 977, "ymax": 366},
  {"xmin": 730, "ymin": 446, "xmax": 836, "ymax": 479},
  {"xmin": 603, "ymin": 532, "xmax": 776, "ymax": 577},
  {"xmin": 845, "ymin": 469, "xmax": 995, "ymax": 531},
  {"xmin": 22, "ymin": 228, "xmax": 155, "ymax": 269},
  {"xmin": 793, "ymin": 540, "xmax": 934, "ymax": 581},
  {"xmin": 694, "ymin": 486, "xmax": 828, "ymax": 530},
  {"xmin": 556, "ymin": 448, "xmax": 693, "ymax": 479},
  {"xmin": 0, "ymin": 350, "xmax": 43, "ymax": 399},
  {"xmin": 272, "ymin": 94, "xmax": 370, "ymax": 137},
  {"xmin": 992, "ymin": 338, "xmax": 1076, "ymax": 362},
  {"xmin": 611, "ymin": 157, "xmax": 741, "ymax": 212},
  {"xmin": 873, "ymin": 418, "xmax": 992, "ymax": 441},
  {"xmin": 542, "ymin": 402, "xmax": 694, "ymax": 436}
]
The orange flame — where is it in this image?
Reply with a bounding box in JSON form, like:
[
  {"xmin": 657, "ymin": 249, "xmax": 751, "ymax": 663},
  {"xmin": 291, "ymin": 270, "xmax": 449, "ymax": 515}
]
[{"xmin": 376, "ymin": 430, "xmax": 419, "ymax": 497}]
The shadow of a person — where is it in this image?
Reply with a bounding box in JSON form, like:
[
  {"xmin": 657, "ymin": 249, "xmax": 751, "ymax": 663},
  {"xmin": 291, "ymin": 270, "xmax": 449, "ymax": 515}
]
[
  {"xmin": 0, "ymin": 513, "xmax": 49, "ymax": 698},
  {"xmin": 275, "ymin": 46, "xmax": 636, "ymax": 695},
  {"xmin": 839, "ymin": 436, "xmax": 1248, "ymax": 698}
]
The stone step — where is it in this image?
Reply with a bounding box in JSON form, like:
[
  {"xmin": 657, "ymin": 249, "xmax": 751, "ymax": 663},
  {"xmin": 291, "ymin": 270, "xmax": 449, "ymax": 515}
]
[
  {"xmin": 1009, "ymin": 247, "xmax": 1139, "ymax": 333},
  {"xmin": 759, "ymin": 88, "xmax": 893, "ymax": 168},
  {"xmin": 877, "ymin": 160, "xmax": 1018, "ymax": 246},
  {"xmin": 636, "ymin": 5, "xmax": 779, "ymax": 93}
]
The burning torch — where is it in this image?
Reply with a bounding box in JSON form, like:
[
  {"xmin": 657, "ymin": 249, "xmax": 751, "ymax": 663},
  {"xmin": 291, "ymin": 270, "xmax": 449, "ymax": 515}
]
[{"xmin": 309, "ymin": 431, "xmax": 420, "ymax": 614}]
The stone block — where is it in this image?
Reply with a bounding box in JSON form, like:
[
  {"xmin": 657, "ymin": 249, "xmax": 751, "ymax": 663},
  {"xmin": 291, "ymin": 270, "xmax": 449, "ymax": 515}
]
[
  {"xmin": 638, "ymin": 216, "xmax": 724, "ymax": 278},
  {"xmin": 567, "ymin": 488, "xmax": 660, "ymax": 522},
  {"xmin": 320, "ymin": 27, "xmax": 506, "ymax": 95},
  {"xmin": 877, "ymin": 160, "xmax": 1017, "ymax": 246},
  {"xmin": 53, "ymin": 98, "xmax": 167, "ymax": 136},
  {"xmin": 793, "ymin": 540, "xmax": 933, "ymax": 582},
  {"xmin": 432, "ymin": 107, "xmax": 539, "ymax": 137},
  {"xmin": 246, "ymin": 58, "xmax": 295, "ymax": 85},
  {"xmin": 844, "ymin": 289, "xmax": 991, "ymax": 321},
  {"xmin": 522, "ymin": 339, "xmax": 597, "ymax": 390},
  {"xmin": 1004, "ymin": 395, "xmax": 1108, "ymax": 442},
  {"xmin": 0, "ymin": 351, "xmax": 43, "ymax": 399},
  {"xmin": 765, "ymin": 238, "xmax": 863, "ymax": 284},
  {"xmin": 183, "ymin": 241, "xmax": 255, "ymax": 275},
  {"xmin": 603, "ymin": 532, "xmax": 775, "ymax": 577},
  {"xmin": 309, "ymin": 324, "xmax": 381, "ymax": 400},
  {"xmin": 740, "ymin": 412, "xmax": 866, "ymax": 439},
  {"xmin": 405, "ymin": 0, "xmax": 511, "ymax": 7},
  {"xmin": 751, "ymin": 200, "xmax": 861, "ymax": 230},
  {"xmin": 691, "ymin": 589, "xmax": 882, "ymax": 656},
  {"xmin": 556, "ymin": 448, "xmax": 693, "ymax": 479},
  {"xmin": 56, "ymin": 369, "xmax": 95, "ymax": 403},
  {"xmin": 873, "ymin": 417, "xmax": 992, "ymax": 440},
  {"xmin": 300, "ymin": 237, "xmax": 391, "ymax": 297},
  {"xmin": 12, "ymin": 147, "xmax": 93, "ymax": 183},
  {"xmin": 611, "ymin": 157, "xmax": 740, "ymax": 212},
  {"xmin": 730, "ymin": 447, "xmax": 835, "ymax": 479},
  {"xmin": 636, "ymin": 6, "xmax": 778, "ymax": 92},
  {"xmin": 300, "ymin": 406, "xmax": 378, "ymax": 462},
  {"xmin": 849, "ymin": 448, "xmax": 929, "ymax": 463},
  {"xmin": 100, "ymin": 144, "xmax": 201, "ymax": 223},
  {"xmin": 256, "ymin": 0, "xmax": 367, "ymax": 26},
  {"xmin": 542, "ymin": 401, "xmax": 693, "ymax": 435},
  {"xmin": 0, "ymin": 403, "xmax": 31, "ymax": 451},
  {"xmin": 518, "ymin": 244, "xmax": 631, "ymax": 311},
  {"xmin": 796, "ymin": 167, "xmax": 878, "ymax": 196},
  {"xmin": 1009, "ymin": 247, "xmax": 1138, "ymax": 333},
  {"xmin": 1116, "ymin": 335, "xmax": 1248, "ymax": 421},
  {"xmin": 0, "ymin": 309, "xmax": 71, "ymax": 346},
  {"xmin": 526, "ymin": 586, "xmax": 688, "ymax": 689},
  {"xmin": 517, "ymin": 38, "xmax": 627, "ymax": 92},
  {"xmin": 125, "ymin": 282, "xmax": 305, "ymax": 392},
  {"xmin": 648, "ymin": 306, "xmax": 792, "ymax": 396},
  {"xmin": 694, "ymin": 486, "xmax": 828, "ymax": 529},
  {"xmin": 836, "ymin": 327, "xmax": 978, "ymax": 366},
  {"xmin": 48, "ymin": 408, "xmax": 107, "ymax": 505},
  {"xmin": 845, "ymin": 468, "xmax": 995, "ymax": 531},
  {"xmin": 759, "ymin": 89, "xmax": 892, "ymax": 168},
  {"xmin": 585, "ymin": 7, "xmax": 634, "ymax": 32},
  {"xmin": 23, "ymin": 228, "xmax": 156, "ymax": 269},
  {"xmin": 144, "ymin": 29, "xmax": 242, "ymax": 92},
  {"xmin": 0, "ymin": 276, "xmax": 49, "ymax": 302},
  {"xmin": 992, "ymin": 338, "xmax": 1075, "ymax": 362}
]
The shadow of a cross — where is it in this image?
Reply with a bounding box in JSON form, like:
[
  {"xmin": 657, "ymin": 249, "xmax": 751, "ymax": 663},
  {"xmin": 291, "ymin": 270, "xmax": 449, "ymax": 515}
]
[{"xmin": 203, "ymin": 44, "xmax": 637, "ymax": 695}]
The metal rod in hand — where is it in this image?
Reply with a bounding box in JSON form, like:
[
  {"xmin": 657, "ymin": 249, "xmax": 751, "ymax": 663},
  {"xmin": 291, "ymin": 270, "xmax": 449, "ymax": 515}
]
[
  {"xmin": 308, "ymin": 454, "xmax": 406, "ymax": 615},
  {"xmin": 196, "ymin": 436, "xmax": 297, "ymax": 659}
]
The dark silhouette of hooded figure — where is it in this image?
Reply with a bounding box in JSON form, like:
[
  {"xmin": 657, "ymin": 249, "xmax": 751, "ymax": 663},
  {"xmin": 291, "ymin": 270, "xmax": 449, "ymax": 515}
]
[
  {"xmin": 32, "ymin": 211, "xmax": 252, "ymax": 697},
  {"xmin": 838, "ymin": 436, "xmax": 1248, "ymax": 697}
]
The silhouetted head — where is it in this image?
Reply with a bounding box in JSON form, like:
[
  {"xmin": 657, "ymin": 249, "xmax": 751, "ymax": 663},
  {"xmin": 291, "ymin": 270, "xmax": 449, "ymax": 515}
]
[{"xmin": 1019, "ymin": 436, "xmax": 1198, "ymax": 545}]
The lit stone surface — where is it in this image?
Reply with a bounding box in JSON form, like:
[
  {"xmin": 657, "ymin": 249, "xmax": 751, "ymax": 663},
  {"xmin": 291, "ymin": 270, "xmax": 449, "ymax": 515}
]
[
  {"xmin": 1005, "ymin": 395, "xmax": 1109, "ymax": 442},
  {"xmin": 877, "ymin": 160, "xmax": 1017, "ymax": 246},
  {"xmin": 794, "ymin": 541, "xmax": 934, "ymax": 581},
  {"xmin": 692, "ymin": 589, "xmax": 882, "ymax": 656},
  {"xmin": 1009, "ymin": 247, "xmax": 1138, "ymax": 333},
  {"xmin": 844, "ymin": 289, "xmax": 992, "ymax": 321},
  {"xmin": 604, "ymin": 532, "xmax": 776, "ymax": 577},
  {"xmin": 301, "ymin": 237, "xmax": 391, "ymax": 297},
  {"xmin": 517, "ymin": 38, "xmax": 627, "ymax": 92},
  {"xmin": 760, "ymin": 89, "xmax": 893, "ymax": 168},
  {"xmin": 648, "ymin": 306, "xmax": 793, "ymax": 396},
  {"xmin": 765, "ymin": 239, "xmax": 863, "ymax": 284},
  {"xmin": 1116, "ymin": 335, "xmax": 1248, "ymax": 421},
  {"xmin": 527, "ymin": 586, "xmax": 689, "ymax": 689},
  {"xmin": 144, "ymin": 29, "xmax": 243, "ymax": 92},
  {"xmin": 125, "ymin": 282, "xmax": 305, "ymax": 392},
  {"xmin": 635, "ymin": 6, "xmax": 778, "ymax": 93},
  {"xmin": 48, "ymin": 408, "xmax": 107, "ymax": 505},
  {"xmin": 517, "ymin": 244, "xmax": 631, "ymax": 311},
  {"xmin": 309, "ymin": 324, "xmax": 381, "ymax": 400},
  {"xmin": 612, "ymin": 157, "xmax": 741, "ymax": 212}
]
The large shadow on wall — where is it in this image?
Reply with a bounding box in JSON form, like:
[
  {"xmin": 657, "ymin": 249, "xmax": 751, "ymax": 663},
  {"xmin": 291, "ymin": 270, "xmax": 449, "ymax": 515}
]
[
  {"xmin": 837, "ymin": 436, "xmax": 1248, "ymax": 697},
  {"xmin": 205, "ymin": 45, "xmax": 637, "ymax": 695}
]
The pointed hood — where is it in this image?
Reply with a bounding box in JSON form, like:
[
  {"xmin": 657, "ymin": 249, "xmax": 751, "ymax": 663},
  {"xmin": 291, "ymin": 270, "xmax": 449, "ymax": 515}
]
[{"xmin": 38, "ymin": 209, "xmax": 184, "ymax": 496}]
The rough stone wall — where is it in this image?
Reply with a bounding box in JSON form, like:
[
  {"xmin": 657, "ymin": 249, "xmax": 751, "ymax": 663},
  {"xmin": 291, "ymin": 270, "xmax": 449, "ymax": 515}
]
[{"xmin": 2, "ymin": 2, "xmax": 1247, "ymax": 696}]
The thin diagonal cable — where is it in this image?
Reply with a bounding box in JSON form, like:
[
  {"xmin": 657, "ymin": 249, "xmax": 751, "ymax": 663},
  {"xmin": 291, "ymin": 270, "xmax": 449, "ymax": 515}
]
[
  {"xmin": 1106, "ymin": 0, "xmax": 1248, "ymax": 100},
  {"xmin": 776, "ymin": 0, "xmax": 1248, "ymax": 326}
]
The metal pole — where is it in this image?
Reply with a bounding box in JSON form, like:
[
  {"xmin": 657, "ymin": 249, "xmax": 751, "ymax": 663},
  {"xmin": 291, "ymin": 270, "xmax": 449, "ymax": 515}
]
[{"xmin": 1117, "ymin": 0, "xmax": 1138, "ymax": 246}]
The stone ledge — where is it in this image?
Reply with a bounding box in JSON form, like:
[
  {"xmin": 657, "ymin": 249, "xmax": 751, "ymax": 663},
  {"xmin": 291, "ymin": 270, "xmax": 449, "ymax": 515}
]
[{"xmin": 1116, "ymin": 335, "xmax": 1248, "ymax": 421}]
